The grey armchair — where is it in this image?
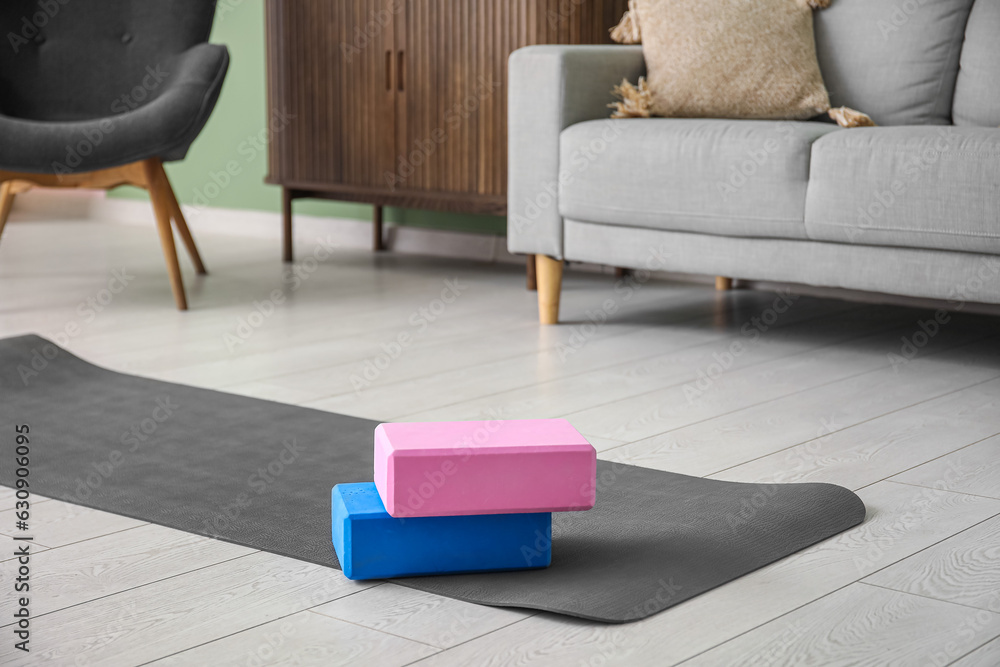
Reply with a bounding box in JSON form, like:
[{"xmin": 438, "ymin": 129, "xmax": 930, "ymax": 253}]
[{"xmin": 0, "ymin": 0, "xmax": 230, "ymax": 310}]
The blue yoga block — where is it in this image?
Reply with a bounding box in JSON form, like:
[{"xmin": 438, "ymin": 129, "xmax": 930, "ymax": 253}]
[{"xmin": 332, "ymin": 483, "xmax": 552, "ymax": 580}]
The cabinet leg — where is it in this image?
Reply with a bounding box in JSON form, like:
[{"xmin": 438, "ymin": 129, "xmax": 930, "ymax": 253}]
[
  {"xmin": 373, "ymin": 205, "xmax": 384, "ymax": 252},
  {"xmin": 716, "ymin": 276, "xmax": 734, "ymax": 291},
  {"xmin": 282, "ymin": 187, "xmax": 294, "ymax": 263},
  {"xmin": 526, "ymin": 254, "xmax": 537, "ymax": 291},
  {"xmin": 537, "ymin": 255, "xmax": 563, "ymax": 325}
]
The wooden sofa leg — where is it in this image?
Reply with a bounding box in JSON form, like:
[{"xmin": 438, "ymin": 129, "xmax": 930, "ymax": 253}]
[
  {"xmin": 536, "ymin": 255, "xmax": 563, "ymax": 325},
  {"xmin": 716, "ymin": 276, "xmax": 734, "ymax": 291},
  {"xmin": 526, "ymin": 254, "xmax": 538, "ymax": 291}
]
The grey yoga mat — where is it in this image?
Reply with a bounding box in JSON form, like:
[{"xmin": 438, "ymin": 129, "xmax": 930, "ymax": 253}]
[{"xmin": 0, "ymin": 335, "xmax": 865, "ymax": 623}]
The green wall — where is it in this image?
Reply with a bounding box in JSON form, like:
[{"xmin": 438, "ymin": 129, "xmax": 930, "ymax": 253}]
[{"xmin": 110, "ymin": 1, "xmax": 506, "ymax": 236}]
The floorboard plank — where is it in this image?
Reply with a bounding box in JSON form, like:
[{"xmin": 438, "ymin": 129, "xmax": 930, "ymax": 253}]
[
  {"xmin": 0, "ymin": 551, "xmax": 375, "ymax": 666},
  {"xmin": 590, "ymin": 338, "xmax": 1000, "ymax": 475},
  {"xmin": 864, "ymin": 514, "xmax": 1000, "ymax": 611},
  {"xmin": 681, "ymin": 583, "xmax": 1000, "ymax": 667},
  {"xmin": 892, "ymin": 434, "xmax": 1000, "ymax": 500},
  {"xmin": 709, "ymin": 377, "xmax": 1000, "ymax": 489},
  {"xmin": 0, "ymin": 524, "xmax": 254, "ymax": 621},
  {"xmin": 312, "ymin": 583, "xmax": 530, "ymax": 649},
  {"xmin": 146, "ymin": 610, "xmax": 439, "ymax": 667},
  {"xmin": 0, "ymin": 498, "xmax": 145, "ymax": 548},
  {"xmin": 951, "ymin": 636, "xmax": 1000, "ymax": 667}
]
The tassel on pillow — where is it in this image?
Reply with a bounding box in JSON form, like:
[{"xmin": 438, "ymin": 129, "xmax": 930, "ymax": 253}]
[
  {"xmin": 609, "ymin": 77, "xmax": 653, "ymax": 118},
  {"xmin": 610, "ymin": 0, "xmax": 642, "ymax": 44},
  {"xmin": 828, "ymin": 106, "xmax": 876, "ymax": 127}
]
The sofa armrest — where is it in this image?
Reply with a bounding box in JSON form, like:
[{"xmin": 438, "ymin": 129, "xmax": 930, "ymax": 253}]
[{"xmin": 507, "ymin": 45, "xmax": 645, "ymax": 258}]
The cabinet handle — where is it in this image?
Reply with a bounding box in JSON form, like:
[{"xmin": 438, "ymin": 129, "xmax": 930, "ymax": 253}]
[
  {"xmin": 397, "ymin": 50, "xmax": 405, "ymax": 92},
  {"xmin": 385, "ymin": 50, "xmax": 392, "ymax": 91}
]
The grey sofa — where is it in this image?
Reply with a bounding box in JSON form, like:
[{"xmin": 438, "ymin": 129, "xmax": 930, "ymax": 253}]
[{"xmin": 508, "ymin": 0, "xmax": 1000, "ymax": 324}]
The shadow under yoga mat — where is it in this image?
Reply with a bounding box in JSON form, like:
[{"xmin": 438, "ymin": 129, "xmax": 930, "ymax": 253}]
[{"xmin": 0, "ymin": 335, "xmax": 866, "ymax": 623}]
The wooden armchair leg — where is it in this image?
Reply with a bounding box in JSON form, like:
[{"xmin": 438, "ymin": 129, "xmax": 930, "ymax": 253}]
[
  {"xmin": 536, "ymin": 255, "xmax": 563, "ymax": 325},
  {"xmin": 716, "ymin": 276, "xmax": 734, "ymax": 291},
  {"xmin": 143, "ymin": 160, "xmax": 189, "ymax": 311},
  {"xmin": 0, "ymin": 181, "xmax": 15, "ymax": 241},
  {"xmin": 155, "ymin": 166, "xmax": 207, "ymax": 275}
]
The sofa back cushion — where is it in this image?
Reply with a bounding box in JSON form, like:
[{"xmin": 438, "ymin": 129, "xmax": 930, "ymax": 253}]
[
  {"xmin": 814, "ymin": 0, "xmax": 974, "ymax": 125},
  {"xmin": 954, "ymin": 0, "xmax": 1000, "ymax": 126}
]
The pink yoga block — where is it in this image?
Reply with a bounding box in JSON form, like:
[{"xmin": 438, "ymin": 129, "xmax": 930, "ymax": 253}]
[{"xmin": 374, "ymin": 419, "xmax": 596, "ymax": 518}]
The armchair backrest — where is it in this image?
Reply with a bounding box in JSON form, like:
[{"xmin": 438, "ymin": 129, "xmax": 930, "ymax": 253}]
[{"xmin": 0, "ymin": 0, "xmax": 217, "ymax": 121}]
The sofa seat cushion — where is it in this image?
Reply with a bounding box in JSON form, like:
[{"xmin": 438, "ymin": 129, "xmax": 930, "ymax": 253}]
[
  {"xmin": 805, "ymin": 127, "xmax": 1000, "ymax": 254},
  {"xmin": 558, "ymin": 119, "xmax": 838, "ymax": 240}
]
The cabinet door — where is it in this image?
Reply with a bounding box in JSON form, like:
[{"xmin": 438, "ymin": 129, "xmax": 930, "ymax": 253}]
[
  {"xmin": 266, "ymin": 0, "xmax": 396, "ymax": 188},
  {"xmin": 394, "ymin": 1, "xmax": 500, "ymax": 199},
  {"xmin": 391, "ymin": 1, "xmax": 629, "ymax": 202}
]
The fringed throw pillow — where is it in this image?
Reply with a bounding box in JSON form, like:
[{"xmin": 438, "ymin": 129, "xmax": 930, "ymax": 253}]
[{"xmin": 609, "ymin": 0, "xmax": 874, "ymax": 128}]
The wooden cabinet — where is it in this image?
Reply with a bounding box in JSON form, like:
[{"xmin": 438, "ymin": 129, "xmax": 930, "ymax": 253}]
[{"xmin": 265, "ymin": 0, "xmax": 628, "ymax": 259}]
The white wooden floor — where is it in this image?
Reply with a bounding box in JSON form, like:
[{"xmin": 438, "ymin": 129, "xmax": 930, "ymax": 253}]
[{"xmin": 2, "ymin": 216, "xmax": 1000, "ymax": 666}]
